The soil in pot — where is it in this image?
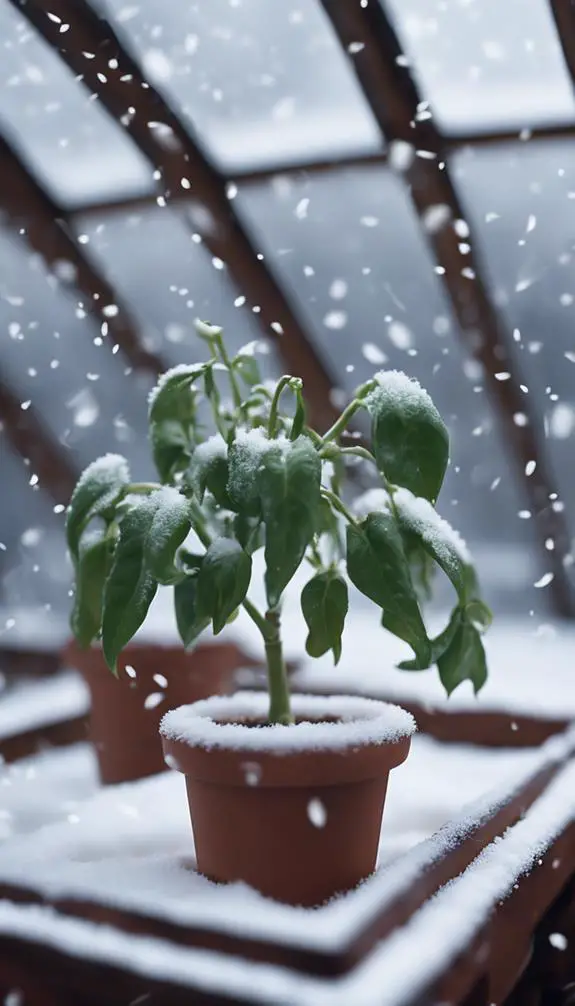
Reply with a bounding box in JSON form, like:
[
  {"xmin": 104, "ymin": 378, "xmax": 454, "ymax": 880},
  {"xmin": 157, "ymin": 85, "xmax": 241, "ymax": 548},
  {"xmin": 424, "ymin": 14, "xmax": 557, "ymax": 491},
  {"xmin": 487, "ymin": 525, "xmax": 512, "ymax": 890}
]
[
  {"xmin": 63, "ymin": 639, "xmax": 250, "ymax": 786},
  {"xmin": 161, "ymin": 692, "xmax": 415, "ymax": 907}
]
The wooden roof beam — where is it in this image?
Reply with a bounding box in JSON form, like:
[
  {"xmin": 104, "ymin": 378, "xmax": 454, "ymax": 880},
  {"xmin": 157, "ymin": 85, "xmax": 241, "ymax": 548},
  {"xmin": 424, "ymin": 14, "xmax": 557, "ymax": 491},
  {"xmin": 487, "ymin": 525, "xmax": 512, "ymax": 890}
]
[
  {"xmin": 320, "ymin": 0, "xmax": 575, "ymax": 617},
  {"xmin": 9, "ymin": 0, "xmax": 339, "ymax": 431},
  {"xmin": 0, "ymin": 134, "xmax": 164, "ymax": 375}
]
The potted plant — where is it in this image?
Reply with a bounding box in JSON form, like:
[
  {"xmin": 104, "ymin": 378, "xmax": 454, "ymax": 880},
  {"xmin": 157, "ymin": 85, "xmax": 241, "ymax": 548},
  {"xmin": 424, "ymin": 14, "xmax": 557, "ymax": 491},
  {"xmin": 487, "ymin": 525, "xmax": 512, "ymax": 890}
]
[{"xmin": 66, "ymin": 320, "xmax": 491, "ymax": 905}]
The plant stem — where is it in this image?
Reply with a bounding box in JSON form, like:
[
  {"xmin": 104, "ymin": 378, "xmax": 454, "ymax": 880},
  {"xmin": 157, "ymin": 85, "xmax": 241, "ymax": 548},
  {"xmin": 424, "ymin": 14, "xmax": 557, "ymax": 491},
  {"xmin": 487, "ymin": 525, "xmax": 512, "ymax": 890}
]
[
  {"xmin": 263, "ymin": 609, "xmax": 293, "ymax": 724},
  {"xmin": 126, "ymin": 482, "xmax": 161, "ymax": 494},
  {"xmin": 214, "ymin": 333, "xmax": 243, "ymax": 411},
  {"xmin": 339, "ymin": 445, "xmax": 378, "ymax": 466},
  {"xmin": 267, "ymin": 376, "xmax": 292, "ymax": 439},
  {"xmin": 320, "ymin": 399, "xmax": 363, "ymax": 445},
  {"xmin": 242, "ymin": 597, "xmax": 273, "ymax": 640},
  {"xmin": 321, "ymin": 488, "xmax": 358, "ymax": 527}
]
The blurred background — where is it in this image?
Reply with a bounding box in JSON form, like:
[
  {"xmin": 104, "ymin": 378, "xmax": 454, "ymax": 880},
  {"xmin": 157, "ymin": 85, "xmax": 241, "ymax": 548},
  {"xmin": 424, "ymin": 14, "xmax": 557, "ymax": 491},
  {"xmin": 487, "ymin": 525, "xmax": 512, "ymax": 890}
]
[{"xmin": 2, "ymin": 0, "xmax": 575, "ymax": 635}]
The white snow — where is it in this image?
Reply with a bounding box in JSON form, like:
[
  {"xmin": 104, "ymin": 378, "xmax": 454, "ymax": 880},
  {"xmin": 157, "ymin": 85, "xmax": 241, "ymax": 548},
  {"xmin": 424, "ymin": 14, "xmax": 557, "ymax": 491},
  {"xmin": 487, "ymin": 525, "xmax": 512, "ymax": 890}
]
[
  {"xmin": 393, "ymin": 487, "xmax": 471, "ymax": 565},
  {"xmin": 191, "ymin": 433, "xmax": 227, "ymax": 469},
  {"xmin": 160, "ymin": 693, "xmax": 416, "ymax": 753},
  {"xmin": 226, "ymin": 427, "xmax": 284, "ymax": 502},
  {"xmin": 0, "ymin": 742, "xmax": 572, "ymax": 1003},
  {"xmin": 70, "ymin": 454, "xmax": 130, "ymax": 506},
  {"xmin": 147, "ymin": 486, "xmax": 190, "ymax": 543},
  {"xmin": 365, "ymin": 370, "xmax": 435, "ymax": 416},
  {"xmin": 0, "ymin": 671, "xmax": 89, "ymax": 741},
  {"xmin": 292, "ymin": 612, "xmax": 575, "ymax": 722},
  {"xmin": 147, "ymin": 363, "xmax": 205, "ymax": 413},
  {"xmin": 352, "ymin": 488, "xmax": 390, "ymax": 519},
  {"xmin": 0, "ymin": 743, "xmax": 97, "ymax": 838}
]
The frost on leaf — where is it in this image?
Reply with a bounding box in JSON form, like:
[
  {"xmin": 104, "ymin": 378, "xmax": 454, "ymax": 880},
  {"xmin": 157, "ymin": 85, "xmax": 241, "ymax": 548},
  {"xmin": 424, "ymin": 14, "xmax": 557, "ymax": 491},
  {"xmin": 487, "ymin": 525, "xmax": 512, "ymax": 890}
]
[{"xmin": 393, "ymin": 488, "xmax": 471, "ymax": 566}]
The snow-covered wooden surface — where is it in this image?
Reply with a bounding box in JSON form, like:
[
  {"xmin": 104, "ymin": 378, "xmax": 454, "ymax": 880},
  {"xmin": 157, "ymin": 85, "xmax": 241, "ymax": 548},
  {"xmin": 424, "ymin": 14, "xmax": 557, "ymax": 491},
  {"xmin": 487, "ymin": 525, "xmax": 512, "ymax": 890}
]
[
  {"xmin": 0, "ymin": 749, "xmax": 572, "ymax": 1005},
  {"xmin": 0, "ymin": 728, "xmax": 571, "ymax": 944},
  {"xmin": 0, "ymin": 671, "xmax": 88, "ymax": 741}
]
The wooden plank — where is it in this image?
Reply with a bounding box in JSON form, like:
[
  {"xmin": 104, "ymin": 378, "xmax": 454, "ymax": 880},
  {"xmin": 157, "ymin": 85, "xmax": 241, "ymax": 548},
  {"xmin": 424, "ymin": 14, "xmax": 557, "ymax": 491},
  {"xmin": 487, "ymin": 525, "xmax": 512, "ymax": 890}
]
[
  {"xmin": 0, "ymin": 371, "xmax": 78, "ymax": 503},
  {"xmin": 0, "ymin": 736, "xmax": 568, "ymax": 978},
  {"xmin": 319, "ymin": 0, "xmax": 575, "ymax": 618},
  {"xmin": 0, "ymin": 133, "xmax": 164, "ymax": 375},
  {"xmin": 9, "ymin": 0, "xmax": 340, "ymax": 432}
]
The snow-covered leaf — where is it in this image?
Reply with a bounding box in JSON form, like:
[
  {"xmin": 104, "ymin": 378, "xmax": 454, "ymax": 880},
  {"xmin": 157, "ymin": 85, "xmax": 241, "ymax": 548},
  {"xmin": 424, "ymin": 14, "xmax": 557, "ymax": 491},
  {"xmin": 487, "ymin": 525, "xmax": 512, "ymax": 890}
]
[
  {"xmin": 145, "ymin": 488, "xmax": 192, "ymax": 586},
  {"xmin": 66, "ymin": 454, "xmax": 129, "ymax": 566}
]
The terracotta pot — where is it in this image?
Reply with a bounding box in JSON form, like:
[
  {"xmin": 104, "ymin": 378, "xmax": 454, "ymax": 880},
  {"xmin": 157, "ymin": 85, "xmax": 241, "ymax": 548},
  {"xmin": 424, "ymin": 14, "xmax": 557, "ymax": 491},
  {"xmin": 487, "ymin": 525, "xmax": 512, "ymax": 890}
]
[
  {"xmin": 161, "ymin": 692, "xmax": 414, "ymax": 906},
  {"xmin": 63, "ymin": 639, "xmax": 248, "ymax": 786}
]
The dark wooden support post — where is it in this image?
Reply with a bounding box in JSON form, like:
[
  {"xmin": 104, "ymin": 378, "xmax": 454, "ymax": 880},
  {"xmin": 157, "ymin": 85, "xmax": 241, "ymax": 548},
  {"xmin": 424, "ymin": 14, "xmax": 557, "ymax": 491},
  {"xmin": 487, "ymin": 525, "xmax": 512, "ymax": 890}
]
[
  {"xmin": 0, "ymin": 373, "xmax": 78, "ymax": 504},
  {"xmin": 0, "ymin": 135, "xmax": 164, "ymax": 376},
  {"xmin": 319, "ymin": 0, "xmax": 575, "ymax": 617},
  {"xmin": 8, "ymin": 0, "xmax": 340, "ymax": 431}
]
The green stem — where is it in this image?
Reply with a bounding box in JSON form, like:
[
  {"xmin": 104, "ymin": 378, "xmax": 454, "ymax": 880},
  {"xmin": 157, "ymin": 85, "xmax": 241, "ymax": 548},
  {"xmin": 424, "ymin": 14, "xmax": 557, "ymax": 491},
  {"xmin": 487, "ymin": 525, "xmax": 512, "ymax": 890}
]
[
  {"xmin": 320, "ymin": 399, "xmax": 363, "ymax": 445},
  {"xmin": 263, "ymin": 609, "xmax": 293, "ymax": 724},
  {"xmin": 126, "ymin": 482, "xmax": 161, "ymax": 494},
  {"xmin": 214, "ymin": 333, "xmax": 243, "ymax": 411},
  {"xmin": 321, "ymin": 488, "xmax": 358, "ymax": 527},
  {"xmin": 242, "ymin": 597, "xmax": 273, "ymax": 640},
  {"xmin": 267, "ymin": 376, "xmax": 293, "ymax": 439},
  {"xmin": 339, "ymin": 445, "xmax": 378, "ymax": 466}
]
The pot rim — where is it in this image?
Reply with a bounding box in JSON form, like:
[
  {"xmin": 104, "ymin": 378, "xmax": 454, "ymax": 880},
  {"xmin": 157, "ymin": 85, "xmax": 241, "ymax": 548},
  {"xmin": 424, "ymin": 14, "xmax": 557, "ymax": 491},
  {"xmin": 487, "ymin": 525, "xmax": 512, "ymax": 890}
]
[{"xmin": 160, "ymin": 691, "xmax": 416, "ymax": 755}]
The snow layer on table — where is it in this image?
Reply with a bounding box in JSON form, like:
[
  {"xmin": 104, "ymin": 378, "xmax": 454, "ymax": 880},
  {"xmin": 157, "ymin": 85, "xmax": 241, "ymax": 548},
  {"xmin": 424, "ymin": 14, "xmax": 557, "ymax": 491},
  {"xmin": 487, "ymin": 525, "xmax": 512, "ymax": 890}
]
[
  {"xmin": 0, "ymin": 756, "xmax": 572, "ymax": 1005},
  {"xmin": 292, "ymin": 612, "xmax": 575, "ymax": 721},
  {"xmin": 160, "ymin": 693, "xmax": 415, "ymax": 752},
  {"xmin": 0, "ymin": 671, "xmax": 89, "ymax": 740},
  {"xmin": 0, "ymin": 743, "xmax": 97, "ymax": 839},
  {"xmin": 0, "ymin": 730, "xmax": 564, "ymax": 952}
]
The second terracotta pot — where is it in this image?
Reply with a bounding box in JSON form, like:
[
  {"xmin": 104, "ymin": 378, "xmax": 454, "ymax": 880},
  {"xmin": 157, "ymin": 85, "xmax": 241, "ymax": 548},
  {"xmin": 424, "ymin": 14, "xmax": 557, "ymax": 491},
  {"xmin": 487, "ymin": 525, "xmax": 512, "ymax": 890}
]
[
  {"xmin": 63, "ymin": 639, "xmax": 247, "ymax": 785},
  {"xmin": 161, "ymin": 692, "xmax": 415, "ymax": 906}
]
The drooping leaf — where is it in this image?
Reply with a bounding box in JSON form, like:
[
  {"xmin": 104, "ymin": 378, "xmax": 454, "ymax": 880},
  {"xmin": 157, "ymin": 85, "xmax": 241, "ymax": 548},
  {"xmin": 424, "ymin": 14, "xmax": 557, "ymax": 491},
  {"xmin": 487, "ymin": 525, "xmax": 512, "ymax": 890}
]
[
  {"xmin": 399, "ymin": 606, "xmax": 462, "ymax": 670},
  {"xmin": 101, "ymin": 498, "xmax": 159, "ymax": 673},
  {"xmin": 233, "ymin": 351, "xmax": 262, "ymax": 388},
  {"xmin": 197, "ymin": 538, "xmax": 252, "ymax": 634},
  {"xmin": 465, "ymin": 598, "xmax": 492, "ymax": 631},
  {"xmin": 227, "ymin": 429, "xmax": 274, "ymax": 516},
  {"xmin": 148, "ymin": 364, "xmax": 206, "ymax": 483},
  {"xmin": 189, "ymin": 436, "xmax": 231, "ymax": 507},
  {"xmin": 233, "ymin": 512, "xmax": 263, "ymax": 555},
  {"xmin": 290, "ymin": 392, "xmax": 306, "ymax": 441},
  {"xmin": 145, "ymin": 489, "xmax": 192, "ymax": 585},
  {"xmin": 259, "ymin": 437, "xmax": 321, "ymax": 608},
  {"xmin": 174, "ymin": 572, "xmax": 210, "ymax": 648},
  {"xmin": 346, "ymin": 511, "xmax": 430, "ymax": 665},
  {"xmin": 437, "ymin": 618, "xmax": 488, "ymax": 696},
  {"xmin": 394, "ymin": 488, "xmax": 475, "ymax": 603},
  {"xmin": 366, "ymin": 372, "xmax": 449, "ymax": 503},
  {"xmin": 70, "ymin": 532, "xmax": 114, "ymax": 648},
  {"xmin": 66, "ymin": 454, "xmax": 129, "ymax": 566},
  {"xmin": 301, "ymin": 570, "xmax": 348, "ymax": 663}
]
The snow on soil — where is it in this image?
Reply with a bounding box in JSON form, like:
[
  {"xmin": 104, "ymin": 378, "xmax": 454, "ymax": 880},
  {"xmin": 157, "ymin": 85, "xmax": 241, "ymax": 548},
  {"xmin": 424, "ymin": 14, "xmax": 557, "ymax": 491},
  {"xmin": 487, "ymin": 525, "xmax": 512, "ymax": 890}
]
[
  {"xmin": 0, "ymin": 756, "xmax": 572, "ymax": 1005},
  {"xmin": 161, "ymin": 693, "xmax": 416, "ymax": 753}
]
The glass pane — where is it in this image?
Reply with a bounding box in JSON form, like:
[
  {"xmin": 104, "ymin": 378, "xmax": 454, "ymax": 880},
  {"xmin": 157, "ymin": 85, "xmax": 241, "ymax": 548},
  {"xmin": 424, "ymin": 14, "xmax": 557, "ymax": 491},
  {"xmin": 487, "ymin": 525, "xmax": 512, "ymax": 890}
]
[
  {"xmin": 0, "ymin": 0, "xmax": 152, "ymax": 206},
  {"xmin": 451, "ymin": 139, "xmax": 575, "ymax": 546},
  {"xmin": 235, "ymin": 165, "xmax": 544, "ymax": 613},
  {"xmin": 73, "ymin": 203, "xmax": 280, "ymax": 373},
  {"xmin": 100, "ymin": 0, "xmax": 382, "ymax": 172},
  {"xmin": 385, "ymin": 0, "xmax": 575, "ymax": 134}
]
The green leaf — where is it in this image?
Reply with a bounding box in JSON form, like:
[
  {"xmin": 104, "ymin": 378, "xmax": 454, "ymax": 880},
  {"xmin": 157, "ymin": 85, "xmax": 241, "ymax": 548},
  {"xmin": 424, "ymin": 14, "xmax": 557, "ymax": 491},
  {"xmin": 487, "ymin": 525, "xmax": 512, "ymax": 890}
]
[
  {"xmin": 227, "ymin": 431, "xmax": 272, "ymax": 517},
  {"xmin": 189, "ymin": 437, "xmax": 231, "ymax": 507},
  {"xmin": 437, "ymin": 618, "xmax": 488, "ymax": 696},
  {"xmin": 301, "ymin": 570, "xmax": 348, "ymax": 663},
  {"xmin": 70, "ymin": 533, "xmax": 114, "ymax": 648},
  {"xmin": 197, "ymin": 538, "xmax": 252, "ymax": 634},
  {"xmin": 174, "ymin": 572, "xmax": 210, "ymax": 648},
  {"xmin": 259, "ymin": 437, "xmax": 321, "ymax": 608},
  {"xmin": 290, "ymin": 392, "xmax": 306, "ymax": 441},
  {"xmin": 399, "ymin": 606, "xmax": 462, "ymax": 670},
  {"xmin": 66, "ymin": 454, "xmax": 129, "ymax": 566},
  {"xmin": 465, "ymin": 598, "xmax": 492, "ymax": 631},
  {"xmin": 233, "ymin": 513, "xmax": 263, "ymax": 555},
  {"xmin": 367, "ymin": 374, "xmax": 449, "ymax": 503},
  {"xmin": 394, "ymin": 489, "xmax": 475, "ymax": 603},
  {"xmin": 145, "ymin": 489, "xmax": 191, "ymax": 585},
  {"xmin": 346, "ymin": 511, "xmax": 430, "ymax": 665},
  {"xmin": 101, "ymin": 499, "xmax": 159, "ymax": 673},
  {"xmin": 150, "ymin": 419, "xmax": 193, "ymax": 485},
  {"xmin": 148, "ymin": 365, "xmax": 206, "ymax": 483},
  {"xmin": 233, "ymin": 351, "xmax": 262, "ymax": 388}
]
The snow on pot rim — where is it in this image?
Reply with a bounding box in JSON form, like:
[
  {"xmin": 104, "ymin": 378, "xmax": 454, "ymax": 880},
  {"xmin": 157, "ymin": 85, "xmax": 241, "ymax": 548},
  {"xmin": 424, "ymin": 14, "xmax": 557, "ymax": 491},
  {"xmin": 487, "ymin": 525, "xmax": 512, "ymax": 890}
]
[{"xmin": 160, "ymin": 692, "xmax": 416, "ymax": 754}]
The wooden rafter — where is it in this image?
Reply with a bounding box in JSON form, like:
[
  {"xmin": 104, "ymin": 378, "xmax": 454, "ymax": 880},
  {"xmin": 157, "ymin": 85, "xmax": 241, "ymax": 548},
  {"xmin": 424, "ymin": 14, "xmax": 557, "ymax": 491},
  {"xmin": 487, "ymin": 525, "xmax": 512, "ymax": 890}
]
[
  {"xmin": 319, "ymin": 0, "xmax": 575, "ymax": 617},
  {"xmin": 0, "ymin": 373, "xmax": 78, "ymax": 503},
  {"xmin": 0, "ymin": 134, "xmax": 164, "ymax": 375},
  {"xmin": 549, "ymin": 0, "xmax": 575, "ymax": 88},
  {"xmin": 8, "ymin": 0, "xmax": 339, "ymax": 432}
]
